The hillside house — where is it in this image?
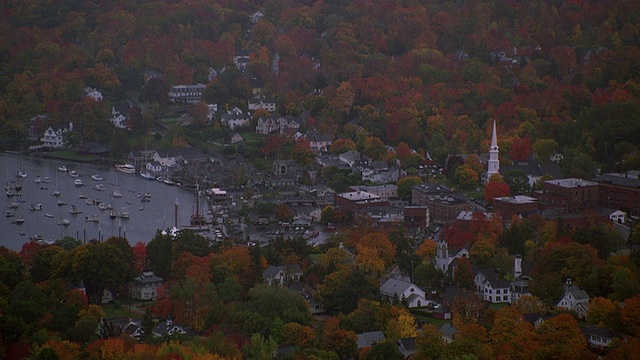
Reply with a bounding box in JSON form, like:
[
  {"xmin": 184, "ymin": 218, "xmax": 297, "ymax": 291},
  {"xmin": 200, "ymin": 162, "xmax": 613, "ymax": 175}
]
[
  {"xmin": 380, "ymin": 276, "xmax": 428, "ymax": 308},
  {"xmin": 40, "ymin": 122, "xmax": 73, "ymax": 148}
]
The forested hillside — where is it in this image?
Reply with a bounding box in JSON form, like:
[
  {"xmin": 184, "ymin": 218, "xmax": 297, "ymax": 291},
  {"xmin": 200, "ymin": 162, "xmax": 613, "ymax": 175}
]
[{"xmin": 1, "ymin": 0, "xmax": 640, "ymax": 171}]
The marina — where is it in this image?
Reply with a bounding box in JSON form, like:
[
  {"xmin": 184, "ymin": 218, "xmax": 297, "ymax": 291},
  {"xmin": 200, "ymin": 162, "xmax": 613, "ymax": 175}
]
[{"xmin": 1, "ymin": 153, "xmax": 201, "ymax": 251}]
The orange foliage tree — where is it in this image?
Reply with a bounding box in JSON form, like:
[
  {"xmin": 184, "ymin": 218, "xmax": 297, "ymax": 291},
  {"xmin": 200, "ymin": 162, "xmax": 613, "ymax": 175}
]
[{"xmin": 355, "ymin": 232, "xmax": 396, "ymax": 274}]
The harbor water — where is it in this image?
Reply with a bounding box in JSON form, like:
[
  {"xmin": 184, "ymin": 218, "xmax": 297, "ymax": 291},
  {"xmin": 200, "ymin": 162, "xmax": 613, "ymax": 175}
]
[{"xmin": 1, "ymin": 152, "xmax": 204, "ymax": 251}]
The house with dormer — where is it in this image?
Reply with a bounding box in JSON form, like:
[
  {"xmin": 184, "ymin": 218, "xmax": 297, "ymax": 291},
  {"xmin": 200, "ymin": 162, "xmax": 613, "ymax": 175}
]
[
  {"xmin": 278, "ymin": 116, "xmax": 300, "ymax": 135},
  {"xmin": 474, "ymin": 268, "xmax": 511, "ymax": 304},
  {"xmin": 263, "ymin": 264, "xmax": 304, "ymax": 286},
  {"xmin": 256, "ymin": 116, "xmax": 279, "ymax": 134},
  {"xmin": 556, "ymin": 279, "xmax": 590, "ymax": 318},
  {"xmin": 111, "ymin": 105, "xmax": 129, "ymax": 129},
  {"xmin": 305, "ymin": 132, "xmax": 333, "ymax": 152},
  {"xmin": 40, "ymin": 122, "xmax": 73, "ymax": 148},
  {"xmin": 84, "ymin": 87, "xmax": 103, "ymax": 101},
  {"xmin": 221, "ymin": 108, "xmax": 251, "ymax": 129},
  {"xmin": 129, "ymin": 271, "xmax": 164, "ymax": 301}
]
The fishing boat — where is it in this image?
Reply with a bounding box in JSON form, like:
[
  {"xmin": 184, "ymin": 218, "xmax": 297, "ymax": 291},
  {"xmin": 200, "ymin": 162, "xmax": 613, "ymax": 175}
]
[
  {"xmin": 111, "ymin": 190, "xmax": 122, "ymax": 198},
  {"xmin": 59, "ymin": 219, "xmax": 70, "ymax": 226},
  {"xmin": 140, "ymin": 171, "xmax": 155, "ymax": 180},
  {"xmin": 91, "ymin": 174, "xmax": 104, "ymax": 181},
  {"xmin": 98, "ymin": 202, "xmax": 108, "ymax": 210},
  {"xmin": 163, "ymin": 178, "xmax": 176, "ymax": 186},
  {"xmin": 13, "ymin": 217, "xmax": 25, "ymax": 225},
  {"xmin": 74, "ymin": 179, "xmax": 84, "ymax": 186},
  {"xmin": 69, "ymin": 170, "xmax": 79, "ymax": 177},
  {"xmin": 94, "ymin": 184, "xmax": 106, "ymax": 191},
  {"xmin": 115, "ymin": 164, "xmax": 135, "ymax": 174},
  {"xmin": 51, "ymin": 190, "xmax": 61, "ymax": 197},
  {"xmin": 30, "ymin": 233, "xmax": 43, "ymax": 241},
  {"xmin": 17, "ymin": 171, "xmax": 27, "ymax": 178}
]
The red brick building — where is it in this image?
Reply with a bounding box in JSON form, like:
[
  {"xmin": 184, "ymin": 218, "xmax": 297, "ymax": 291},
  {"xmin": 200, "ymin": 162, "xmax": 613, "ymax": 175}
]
[
  {"xmin": 593, "ymin": 171, "xmax": 640, "ymax": 219},
  {"xmin": 492, "ymin": 196, "xmax": 539, "ymax": 224},
  {"xmin": 404, "ymin": 206, "xmax": 430, "ymax": 227},
  {"xmin": 412, "ymin": 183, "xmax": 473, "ymax": 224},
  {"xmin": 538, "ymin": 178, "xmax": 599, "ymax": 214},
  {"xmin": 334, "ymin": 191, "xmax": 389, "ymax": 214}
]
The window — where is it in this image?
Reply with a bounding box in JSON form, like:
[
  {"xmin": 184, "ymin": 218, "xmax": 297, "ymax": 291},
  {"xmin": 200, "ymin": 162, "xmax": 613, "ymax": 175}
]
[{"xmin": 496, "ymin": 289, "xmax": 501, "ymax": 294}]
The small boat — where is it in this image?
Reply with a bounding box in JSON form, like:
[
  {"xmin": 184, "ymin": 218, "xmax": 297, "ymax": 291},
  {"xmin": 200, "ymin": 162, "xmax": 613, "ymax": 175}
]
[
  {"xmin": 111, "ymin": 190, "xmax": 122, "ymax": 198},
  {"xmin": 163, "ymin": 178, "xmax": 176, "ymax": 186},
  {"xmin": 85, "ymin": 199, "xmax": 95, "ymax": 205},
  {"xmin": 34, "ymin": 175, "xmax": 41, "ymax": 183},
  {"xmin": 44, "ymin": 213, "xmax": 54, "ymax": 218},
  {"xmin": 5, "ymin": 211, "xmax": 13, "ymax": 217},
  {"xmin": 51, "ymin": 190, "xmax": 61, "ymax": 197},
  {"xmin": 15, "ymin": 183, "xmax": 22, "ymax": 191},
  {"xmin": 42, "ymin": 177, "xmax": 50, "ymax": 183},
  {"xmin": 78, "ymin": 194, "xmax": 87, "ymax": 199},
  {"xmin": 69, "ymin": 205, "xmax": 82, "ymax": 215},
  {"xmin": 57, "ymin": 201, "xmax": 66, "ymax": 206},
  {"xmin": 17, "ymin": 171, "xmax": 27, "ymax": 178},
  {"xmin": 69, "ymin": 170, "xmax": 79, "ymax": 177},
  {"xmin": 118, "ymin": 207, "xmax": 130, "ymax": 219},
  {"xmin": 8, "ymin": 202, "xmax": 19, "ymax": 208},
  {"xmin": 19, "ymin": 232, "xmax": 25, "ymax": 235},
  {"xmin": 125, "ymin": 201, "xmax": 132, "ymax": 205},
  {"xmin": 109, "ymin": 210, "xmax": 117, "ymax": 219},
  {"xmin": 128, "ymin": 189, "xmax": 136, "ymax": 193},
  {"xmin": 140, "ymin": 171, "xmax": 155, "ymax": 180},
  {"xmin": 6, "ymin": 190, "xmax": 15, "ymax": 197},
  {"xmin": 30, "ymin": 233, "xmax": 44, "ymax": 241},
  {"xmin": 115, "ymin": 164, "xmax": 135, "ymax": 174},
  {"xmin": 84, "ymin": 214, "xmax": 99, "ymax": 222},
  {"xmin": 13, "ymin": 217, "xmax": 25, "ymax": 225},
  {"xmin": 74, "ymin": 179, "xmax": 84, "ymax": 186},
  {"xmin": 91, "ymin": 174, "xmax": 104, "ymax": 181},
  {"xmin": 139, "ymin": 206, "xmax": 145, "ymax": 211},
  {"xmin": 60, "ymin": 218, "xmax": 70, "ymax": 226},
  {"xmin": 29, "ymin": 204, "xmax": 43, "ymax": 211},
  {"xmin": 144, "ymin": 192, "xmax": 151, "ymax": 198},
  {"xmin": 57, "ymin": 166, "xmax": 68, "ymax": 172},
  {"xmin": 40, "ymin": 185, "xmax": 48, "ymax": 190},
  {"xmin": 98, "ymin": 202, "xmax": 108, "ymax": 210},
  {"xmin": 156, "ymin": 177, "xmax": 163, "ymax": 182},
  {"xmin": 94, "ymin": 184, "xmax": 106, "ymax": 191}
]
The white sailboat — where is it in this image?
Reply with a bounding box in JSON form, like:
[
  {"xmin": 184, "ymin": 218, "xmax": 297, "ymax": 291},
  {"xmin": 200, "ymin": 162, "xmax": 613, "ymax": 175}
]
[{"xmin": 111, "ymin": 171, "xmax": 122, "ymax": 198}]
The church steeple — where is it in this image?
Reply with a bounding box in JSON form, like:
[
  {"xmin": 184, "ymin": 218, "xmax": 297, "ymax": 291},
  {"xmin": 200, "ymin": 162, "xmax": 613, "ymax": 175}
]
[{"xmin": 487, "ymin": 120, "xmax": 500, "ymax": 181}]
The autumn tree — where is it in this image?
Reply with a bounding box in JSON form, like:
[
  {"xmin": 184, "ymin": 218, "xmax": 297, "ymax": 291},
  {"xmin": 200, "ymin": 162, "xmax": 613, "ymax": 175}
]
[
  {"xmin": 489, "ymin": 306, "xmax": 538, "ymax": 359},
  {"xmin": 586, "ymin": 297, "xmax": 621, "ymax": 329},
  {"xmin": 509, "ymin": 134, "xmax": 533, "ymax": 161},
  {"xmin": 260, "ymin": 134, "xmax": 286, "ymax": 157},
  {"xmin": 321, "ymin": 317, "xmax": 358, "ymax": 359},
  {"xmin": 279, "ymin": 323, "xmax": 318, "ymax": 349},
  {"xmin": 503, "ymin": 169, "xmax": 531, "ymax": 196},
  {"xmin": 355, "ymin": 232, "xmax": 396, "ymax": 274},
  {"xmin": 621, "ymin": 294, "xmax": 640, "ymax": 337},
  {"xmin": 330, "ymin": 138, "xmax": 356, "ymax": 154},
  {"xmin": 448, "ymin": 323, "xmax": 493, "ymax": 360},
  {"xmin": 413, "ymin": 324, "xmax": 446, "ymax": 360},
  {"xmin": 485, "ymin": 179, "xmax": 510, "ymax": 201},
  {"xmin": 363, "ymin": 136, "xmax": 387, "ymax": 161},
  {"xmin": 454, "ymin": 257, "xmax": 475, "ymax": 289},
  {"xmin": 317, "ymin": 267, "xmax": 379, "ymax": 314},
  {"xmin": 535, "ymin": 314, "xmax": 589, "ymax": 359},
  {"xmin": 292, "ymin": 138, "xmax": 316, "ymax": 167},
  {"xmin": 454, "ymin": 164, "xmax": 479, "ymax": 188}
]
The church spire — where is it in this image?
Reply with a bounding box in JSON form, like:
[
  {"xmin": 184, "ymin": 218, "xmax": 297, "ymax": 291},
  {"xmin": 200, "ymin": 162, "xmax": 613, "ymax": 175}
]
[
  {"xmin": 486, "ymin": 120, "xmax": 500, "ymax": 181},
  {"xmin": 491, "ymin": 119, "xmax": 498, "ymax": 151}
]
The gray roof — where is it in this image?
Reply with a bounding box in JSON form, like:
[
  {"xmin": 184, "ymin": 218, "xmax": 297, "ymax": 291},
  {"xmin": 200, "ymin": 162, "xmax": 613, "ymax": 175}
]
[
  {"xmin": 501, "ymin": 159, "xmax": 563, "ymax": 179},
  {"xmin": 131, "ymin": 272, "xmax": 163, "ymax": 285},
  {"xmin": 356, "ymin": 331, "xmax": 385, "ymax": 349},
  {"xmin": 439, "ymin": 323, "xmax": 458, "ymax": 338},
  {"xmin": 566, "ymin": 285, "xmax": 590, "ymax": 301},
  {"xmin": 593, "ymin": 172, "xmax": 640, "ymax": 188},
  {"xmin": 380, "ymin": 277, "xmax": 419, "ymax": 298}
]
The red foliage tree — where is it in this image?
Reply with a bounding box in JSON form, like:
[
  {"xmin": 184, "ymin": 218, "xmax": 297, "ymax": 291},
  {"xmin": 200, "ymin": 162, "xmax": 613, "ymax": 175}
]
[
  {"xmin": 485, "ymin": 181, "xmax": 511, "ymax": 201},
  {"xmin": 510, "ymin": 134, "xmax": 533, "ymax": 161}
]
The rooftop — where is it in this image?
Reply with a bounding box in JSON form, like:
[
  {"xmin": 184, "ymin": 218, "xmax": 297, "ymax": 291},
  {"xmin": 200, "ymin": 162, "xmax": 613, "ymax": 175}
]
[{"xmin": 545, "ymin": 178, "xmax": 598, "ymax": 188}]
